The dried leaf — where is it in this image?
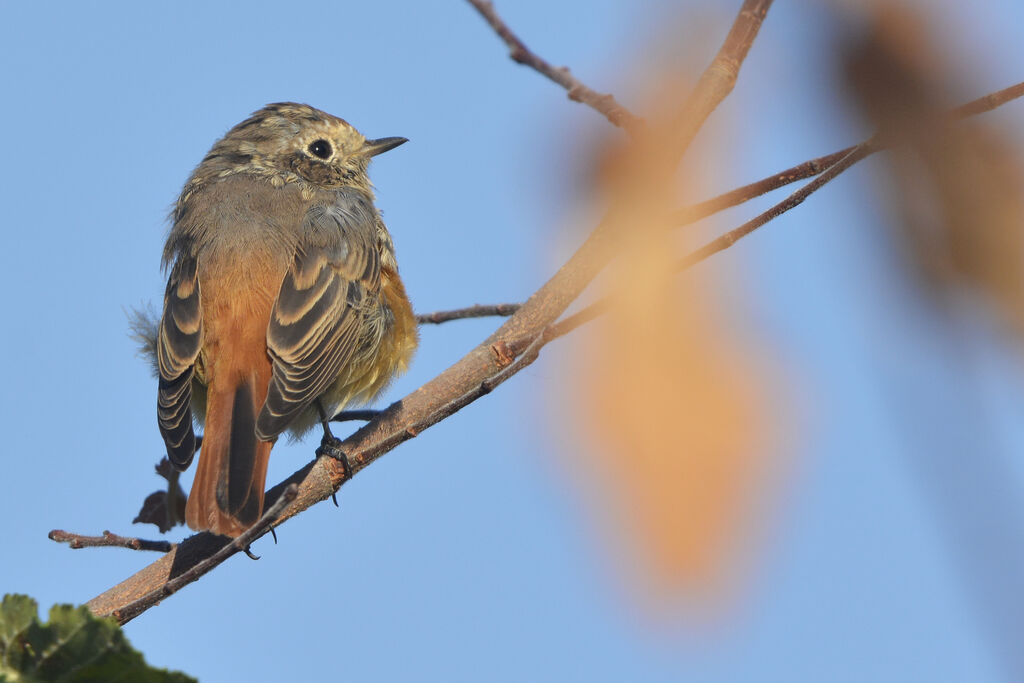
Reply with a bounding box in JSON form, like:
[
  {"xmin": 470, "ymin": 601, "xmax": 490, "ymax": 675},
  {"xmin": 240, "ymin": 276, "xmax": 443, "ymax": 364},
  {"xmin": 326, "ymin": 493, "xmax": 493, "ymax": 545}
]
[
  {"xmin": 133, "ymin": 458, "xmax": 187, "ymax": 533},
  {"xmin": 563, "ymin": 71, "xmax": 779, "ymax": 606},
  {"xmin": 845, "ymin": 3, "xmax": 1024, "ymax": 338}
]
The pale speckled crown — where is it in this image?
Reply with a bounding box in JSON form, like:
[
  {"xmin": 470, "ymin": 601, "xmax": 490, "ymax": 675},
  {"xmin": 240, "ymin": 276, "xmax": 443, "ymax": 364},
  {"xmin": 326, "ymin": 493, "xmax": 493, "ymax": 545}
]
[{"xmin": 174, "ymin": 103, "xmax": 383, "ymax": 225}]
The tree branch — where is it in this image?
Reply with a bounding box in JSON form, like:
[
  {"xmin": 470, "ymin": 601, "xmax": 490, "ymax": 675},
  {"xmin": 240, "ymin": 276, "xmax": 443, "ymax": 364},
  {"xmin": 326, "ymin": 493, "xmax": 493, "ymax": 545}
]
[
  {"xmin": 329, "ymin": 409, "xmax": 382, "ymax": 423},
  {"xmin": 674, "ymin": 145, "xmax": 858, "ymax": 225},
  {"xmin": 675, "ymin": 80, "xmax": 1024, "ymax": 225},
  {"xmin": 677, "ymin": 141, "xmax": 876, "ymax": 268},
  {"xmin": 64, "ymin": 75, "xmax": 1022, "ymax": 582},
  {"xmin": 665, "ymin": 0, "xmax": 773, "ymax": 161},
  {"xmin": 48, "ymin": 530, "xmax": 173, "ymax": 553},
  {"xmin": 106, "ymin": 485, "xmax": 299, "ymax": 625},
  {"xmin": 416, "ymin": 303, "xmax": 521, "ymax": 324},
  {"xmin": 465, "ymin": 0, "xmax": 643, "ymax": 134},
  {"xmin": 82, "ymin": 0, "xmax": 773, "ymax": 625},
  {"xmin": 523, "ymin": 79, "xmax": 1024, "ymax": 346}
]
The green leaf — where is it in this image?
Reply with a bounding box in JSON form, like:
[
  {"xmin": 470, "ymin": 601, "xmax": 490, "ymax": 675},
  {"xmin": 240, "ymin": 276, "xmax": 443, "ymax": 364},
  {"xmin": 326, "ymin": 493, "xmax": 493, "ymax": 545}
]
[{"xmin": 0, "ymin": 595, "xmax": 195, "ymax": 683}]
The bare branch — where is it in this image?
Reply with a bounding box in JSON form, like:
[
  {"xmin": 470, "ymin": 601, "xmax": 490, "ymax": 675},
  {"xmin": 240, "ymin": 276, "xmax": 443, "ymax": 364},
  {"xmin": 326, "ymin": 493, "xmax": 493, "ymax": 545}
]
[
  {"xmin": 679, "ymin": 142, "xmax": 876, "ymax": 268},
  {"xmin": 75, "ymin": 71, "xmax": 1024, "ymax": 625},
  {"xmin": 416, "ymin": 303, "xmax": 520, "ymax": 325},
  {"xmin": 107, "ymin": 484, "xmax": 299, "ymax": 625},
  {"xmin": 48, "ymin": 530, "xmax": 173, "ymax": 553},
  {"xmin": 465, "ymin": 0, "xmax": 643, "ymax": 134},
  {"xmin": 675, "ymin": 146, "xmax": 858, "ymax": 225},
  {"xmin": 84, "ymin": 1, "xmax": 773, "ymax": 625},
  {"xmin": 538, "ymin": 143, "xmax": 873, "ymax": 345},
  {"xmin": 535, "ymin": 79, "xmax": 1024, "ymax": 344},
  {"xmin": 330, "ymin": 409, "xmax": 381, "ymax": 423},
  {"xmin": 675, "ymin": 80, "xmax": 1024, "ymax": 225},
  {"xmin": 951, "ymin": 80, "xmax": 1024, "ymax": 118},
  {"xmin": 665, "ymin": 0, "xmax": 774, "ymax": 161}
]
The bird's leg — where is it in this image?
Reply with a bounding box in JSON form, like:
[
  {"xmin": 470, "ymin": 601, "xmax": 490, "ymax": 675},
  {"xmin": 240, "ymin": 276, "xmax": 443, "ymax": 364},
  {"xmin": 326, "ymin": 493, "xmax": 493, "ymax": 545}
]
[
  {"xmin": 316, "ymin": 399, "xmax": 339, "ymax": 442},
  {"xmin": 314, "ymin": 400, "xmax": 353, "ymax": 485}
]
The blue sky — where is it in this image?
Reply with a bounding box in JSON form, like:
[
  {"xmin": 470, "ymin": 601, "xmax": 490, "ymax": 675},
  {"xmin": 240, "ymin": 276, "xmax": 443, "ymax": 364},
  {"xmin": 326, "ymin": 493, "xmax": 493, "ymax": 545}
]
[{"xmin": 2, "ymin": 1, "xmax": 1023, "ymax": 680}]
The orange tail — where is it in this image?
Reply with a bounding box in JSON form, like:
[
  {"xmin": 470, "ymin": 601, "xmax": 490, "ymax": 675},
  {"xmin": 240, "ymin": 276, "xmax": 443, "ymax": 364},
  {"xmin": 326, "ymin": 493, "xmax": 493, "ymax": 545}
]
[{"xmin": 186, "ymin": 373, "xmax": 273, "ymax": 537}]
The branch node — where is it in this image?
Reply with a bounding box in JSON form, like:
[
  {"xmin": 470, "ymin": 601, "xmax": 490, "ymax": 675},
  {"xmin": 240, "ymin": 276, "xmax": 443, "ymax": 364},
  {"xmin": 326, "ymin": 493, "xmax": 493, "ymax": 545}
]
[
  {"xmin": 490, "ymin": 341, "xmax": 515, "ymax": 368},
  {"xmin": 49, "ymin": 529, "xmax": 174, "ymax": 553},
  {"xmin": 509, "ymin": 46, "xmax": 529, "ymax": 64}
]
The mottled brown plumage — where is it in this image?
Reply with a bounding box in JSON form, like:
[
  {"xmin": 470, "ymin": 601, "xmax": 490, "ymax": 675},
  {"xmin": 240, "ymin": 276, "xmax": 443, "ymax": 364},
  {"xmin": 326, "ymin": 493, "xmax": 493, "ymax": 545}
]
[{"xmin": 155, "ymin": 103, "xmax": 417, "ymax": 537}]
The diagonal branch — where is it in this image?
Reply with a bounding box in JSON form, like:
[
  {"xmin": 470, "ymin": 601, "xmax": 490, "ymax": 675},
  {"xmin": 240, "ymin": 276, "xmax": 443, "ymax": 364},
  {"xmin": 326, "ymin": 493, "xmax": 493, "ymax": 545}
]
[
  {"xmin": 82, "ymin": 0, "xmax": 773, "ymax": 625},
  {"xmin": 106, "ymin": 485, "xmax": 298, "ymax": 625},
  {"xmin": 678, "ymin": 142, "xmax": 876, "ymax": 268},
  {"xmin": 665, "ymin": 0, "xmax": 773, "ymax": 160},
  {"xmin": 675, "ymin": 80, "xmax": 1024, "ymax": 225},
  {"xmin": 466, "ymin": 0, "xmax": 643, "ymax": 134},
  {"xmin": 524, "ymin": 146, "xmax": 873, "ymax": 346},
  {"xmin": 504, "ymin": 79, "xmax": 1024, "ymax": 346},
  {"xmin": 386, "ymin": 78, "xmax": 1024, "ymax": 337},
  {"xmin": 674, "ymin": 145, "xmax": 858, "ymax": 225},
  {"xmin": 65, "ymin": 77, "xmax": 1021, "ymax": 580}
]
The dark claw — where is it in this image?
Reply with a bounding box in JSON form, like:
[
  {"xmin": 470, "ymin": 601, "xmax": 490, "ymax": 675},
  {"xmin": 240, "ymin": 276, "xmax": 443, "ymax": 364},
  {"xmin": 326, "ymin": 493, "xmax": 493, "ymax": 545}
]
[
  {"xmin": 242, "ymin": 545, "xmax": 260, "ymax": 560},
  {"xmin": 316, "ymin": 435, "xmax": 354, "ymax": 479},
  {"xmin": 315, "ymin": 400, "xmax": 353, "ymax": 500},
  {"xmin": 270, "ymin": 527, "xmax": 278, "ymax": 544}
]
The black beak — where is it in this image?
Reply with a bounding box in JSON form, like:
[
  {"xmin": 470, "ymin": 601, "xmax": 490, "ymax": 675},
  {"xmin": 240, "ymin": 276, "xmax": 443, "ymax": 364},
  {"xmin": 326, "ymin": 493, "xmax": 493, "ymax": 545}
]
[{"xmin": 363, "ymin": 136, "xmax": 408, "ymax": 157}]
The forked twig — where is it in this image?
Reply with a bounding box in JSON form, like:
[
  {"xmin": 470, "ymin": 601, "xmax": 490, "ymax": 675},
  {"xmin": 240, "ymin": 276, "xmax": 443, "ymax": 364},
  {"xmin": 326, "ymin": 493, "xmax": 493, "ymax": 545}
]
[
  {"xmin": 466, "ymin": 0, "xmax": 643, "ymax": 134},
  {"xmin": 674, "ymin": 80, "xmax": 1024, "ymax": 225},
  {"xmin": 48, "ymin": 530, "xmax": 173, "ymax": 553}
]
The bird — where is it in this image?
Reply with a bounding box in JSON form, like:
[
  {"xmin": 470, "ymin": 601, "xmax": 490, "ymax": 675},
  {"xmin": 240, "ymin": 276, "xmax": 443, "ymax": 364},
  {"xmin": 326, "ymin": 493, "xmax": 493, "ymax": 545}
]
[{"xmin": 146, "ymin": 102, "xmax": 417, "ymax": 537}]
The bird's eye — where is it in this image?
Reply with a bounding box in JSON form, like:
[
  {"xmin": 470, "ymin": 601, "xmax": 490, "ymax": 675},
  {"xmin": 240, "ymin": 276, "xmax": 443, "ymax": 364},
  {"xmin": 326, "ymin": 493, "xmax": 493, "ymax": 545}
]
[{"xmin": 307, "ymin": 139, "xmax": 332, "ymax": 159}]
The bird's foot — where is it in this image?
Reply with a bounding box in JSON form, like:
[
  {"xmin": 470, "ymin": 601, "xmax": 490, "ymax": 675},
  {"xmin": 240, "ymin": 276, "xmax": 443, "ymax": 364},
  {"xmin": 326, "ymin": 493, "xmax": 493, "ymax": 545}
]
[{"xmin": 316, "ymin": 435, "xmax": 354, "ymax": 482}]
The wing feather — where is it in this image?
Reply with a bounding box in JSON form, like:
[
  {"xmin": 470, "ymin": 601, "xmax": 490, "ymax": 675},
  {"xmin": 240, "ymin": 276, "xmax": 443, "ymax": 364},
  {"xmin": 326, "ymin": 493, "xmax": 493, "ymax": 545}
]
[
  {"xmin": 256, "ymin": 192, "xmax": 380, "ymax": 440},
  {"xmin": 156, "ymin": 254, "xmax": 203, "ymax": 468}
]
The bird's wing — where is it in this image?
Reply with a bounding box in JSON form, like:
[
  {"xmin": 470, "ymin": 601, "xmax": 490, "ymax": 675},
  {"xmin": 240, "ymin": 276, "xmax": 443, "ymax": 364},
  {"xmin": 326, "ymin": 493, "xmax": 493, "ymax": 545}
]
[
  {"xmin": 157, "ymin": 254, "xmax": 203, "ymax": 469},
  {"xmin": 256, "ymin": 194, "xmax": 381, "ymax": 440}
]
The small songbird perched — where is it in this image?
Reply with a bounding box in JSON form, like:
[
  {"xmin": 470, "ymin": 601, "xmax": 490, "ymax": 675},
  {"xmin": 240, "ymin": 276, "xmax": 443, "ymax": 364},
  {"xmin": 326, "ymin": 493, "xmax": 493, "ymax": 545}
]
[{"xmin": 148, "ymin": 102, "xmax": 417, "ymax": 537}]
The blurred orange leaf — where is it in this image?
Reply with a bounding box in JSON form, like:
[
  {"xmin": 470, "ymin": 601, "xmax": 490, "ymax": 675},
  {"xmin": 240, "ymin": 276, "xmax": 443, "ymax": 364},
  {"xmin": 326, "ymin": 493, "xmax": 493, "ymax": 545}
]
[
  {"xmin": 845, "ymin": 2, "xmax": 1024, "ymax": 338},
  {"xmin": 565, "ymin": 88, "xmax": 778, "ymax": 605}
]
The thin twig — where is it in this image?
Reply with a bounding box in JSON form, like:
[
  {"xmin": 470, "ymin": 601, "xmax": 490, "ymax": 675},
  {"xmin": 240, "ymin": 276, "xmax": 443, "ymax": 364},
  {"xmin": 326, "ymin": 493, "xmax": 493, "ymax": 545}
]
[
  {"xmin": 330, "ymin": 409, "xmax": 381, "ymax": 423},
  {"xmin": 951, "ymin": 80, "xmax": 1024, "ymax": 118},
  {"xmin": 108, "ymin": 484, "xmax": 299, "ymax": 624},
  {"xmin": 535, "ymin": 79, "xmax": 1024, "ymax": 342},
  {"xmin": 674, "ymin": 146, "xmax": 857, "ymax": 224},
  {"xmin": 465, "ymin": 0, "xmax": 643, "ymax": 134},
  {"xmin": 535, "ymin": 143, "xmax": 873, "ymax": 345},
  {"xmin": 666, "ymin": 0, "xmax": 774, "ymax": 161},
  {"xmin": 48, "ymin": 530, "xmax": 173, "ymax": 553},
  {"xmin": 678, "ymin": 141, "xmax": 876, "ymax": 268},
  {"xmin": 674, "ymin": 80, "xmax": 1024, "ymax": 225},
  {"xmin": 416, "ymin": 303, "xmax": 520, "ymax": 325}
]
